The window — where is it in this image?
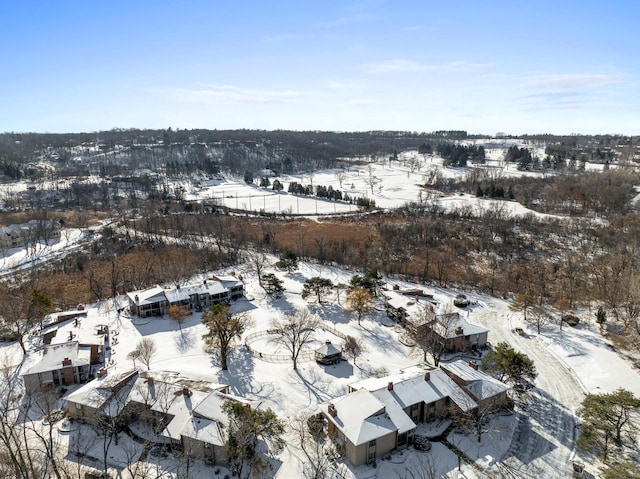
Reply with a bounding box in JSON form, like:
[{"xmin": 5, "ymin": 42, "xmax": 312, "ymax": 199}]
[{"xmin": 368, "ymin": 439, "xmax": 376, "ymax": 447}]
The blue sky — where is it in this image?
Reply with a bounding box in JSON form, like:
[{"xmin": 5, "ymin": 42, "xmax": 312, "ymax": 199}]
[{"xmin": 1, "ymin": 1, "xmax": 638, "ymax": 135}]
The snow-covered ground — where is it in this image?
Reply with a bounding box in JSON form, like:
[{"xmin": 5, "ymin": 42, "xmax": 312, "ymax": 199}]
[
  {"xmin": 176, "ymin": 151, "xmax": 612, "ymax": 219},
  {"xmin": 0, "ymin": 228, "xmax": 89, "ymax": 277},
  {"xmin": 9, "ymin": 257, "xmax": 640, "ymax": 478}
]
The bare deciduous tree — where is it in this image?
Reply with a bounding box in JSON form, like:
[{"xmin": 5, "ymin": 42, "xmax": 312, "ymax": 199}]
[
  {"xmin": 342, "ymin": 335, "xmax": 366, "ymax": 367},
  {"xmin": 271, "ymin": 309, "xmax": 320, "ymax": 370},
  {"xmin": 129, "ymin": 337, "xmax": 157, "ymax": 370}
]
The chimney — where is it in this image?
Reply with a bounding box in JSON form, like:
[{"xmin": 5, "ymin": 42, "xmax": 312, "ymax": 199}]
[
  {"xmin": 455, "ymin": 326, "xmax": 464, "ymax": 335},
  {"xmin": 328, "ymin": 403, "xmax": 337, "ymax": 417},
  {"xmin": 183, "ymin": 386, "xmax": 191, "ymax": 396},
  {"xmin": 469, "ymin": 360, "xmax": 478, "ymax": 370},
  {"xmin": 135, "ymin": 295, "xmax": 139, "ymax": 303},
  {"xmin": 97, "ymin": 368, "xmax": 108, "ymax": 378},
  {"xmin": 415, "ymin": 295, "xmax": 419, "ymax": 302},
  {"xmin": 424, "ymin": 371, "xmax": 431, "ymax": 382},
  {"xmin": 393, "ymin": 284, "xmax": 400, "ymax": 291},
  {"xmin": 203, "ymin": 279, "xmax": 207, "ymax": 284},
  {"xmin": 62, "ymin": 358, "xmax": 71, "ymax": 366},
  {"xmin": 325, "ymin": 340, "xmax": 331, "ymax": 345},
  {"xmin": 387, "ymin": 381, "xmax": 394, "ymax": 391}
]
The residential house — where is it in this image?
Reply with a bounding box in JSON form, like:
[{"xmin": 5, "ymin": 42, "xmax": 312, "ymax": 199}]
[
  {"xmin": 22, "ymin": 341, "xmax": 92, "ymax": 393},
  {"xmin": 426, "ymin": 313, "xmax": 489, "ymax": 353},
  {"xmin": 22, "ymin": 308, "xmax": 110, "ymax": 393},
  {"xmin": 66, "ymin": 369, "xmax": 254, "ymax": 466},
  {"xmin": 126, "ymin": 276, "xmax": 244, "ymax": 318},
  {"xmin": 0, "ymin": 219, "xmax": 61, "ymax": 251},
  {"xmin": 440, "ymin": 360, "xmax": 511, "ymax": 411},
  {"xmin": 384, "ymin": 289, "xmax": 436, "ymax": 327},
  {"xmin": 322, "ymin": 365, "xmax": 479, "ymax": 465}
]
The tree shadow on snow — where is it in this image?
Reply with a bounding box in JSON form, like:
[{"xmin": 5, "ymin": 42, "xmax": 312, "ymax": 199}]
[{"xmin": 174, "ymin": 328, "xmax": 197, "ymax": 353}]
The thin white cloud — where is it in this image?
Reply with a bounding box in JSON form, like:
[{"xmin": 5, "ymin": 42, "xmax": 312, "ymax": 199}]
[
  {"xmin": 347, "ymin": 98, "xmax": 376, "ymax": 106},
  {"xmin": 150, "ymin": 85, "xmax": 319, "ymax": 104},
  {"xmin": 530, "ymin": 73, "xmax": 622, "ymax": 89},
  {"xmin": 365, "ymin": 59, "xmax": 493, "ymax": 74}
]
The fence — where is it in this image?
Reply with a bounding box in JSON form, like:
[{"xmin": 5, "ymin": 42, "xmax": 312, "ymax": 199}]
[{"xmin": 244, "ymin": 326, "xmax": 347, "ymax": 363}]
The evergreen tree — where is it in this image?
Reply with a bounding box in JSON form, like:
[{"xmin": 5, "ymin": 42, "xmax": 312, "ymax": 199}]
[
  {"xmin": 577, "ymin": 388, "xmax": 640, "ymax": 461},
  {"xmin": 481, "ymin": 342, "xmax": 537, "ymax": 384}
]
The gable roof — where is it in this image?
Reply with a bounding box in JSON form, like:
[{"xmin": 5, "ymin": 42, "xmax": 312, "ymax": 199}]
[
  {"xmin": 432, "ymin": 313, "xmax": 489, "ymax": 339},
  {"xmin": 126, "ymin": 286, "xmax": 166, "ymax": 306},
  {"xmin": 323, "ymin": 388, "xmax": 397, "ymax": 446},
  {"xmin": 351, "ymin": 365, "xmax": 477, "ymax": 413},
  {"xmin": 440, "ymin": 360, "xmax": 510, "ymax": 401},
  {"xmin": 65, "ymin": 369, "xmax": 138, "ymax": 411}
]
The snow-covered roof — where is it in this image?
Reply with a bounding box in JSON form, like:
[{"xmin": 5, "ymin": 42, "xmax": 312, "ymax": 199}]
[
  {"xmin": 211, "ymin": 275, "xmax": 243, "ymax": 289},
  {"xmin": 24, "ymin": 341, "xmax": 90, "ymax": 375},
  {"xmin": 65, "ymin": 369, "xmax": 138, "ymax": 411},
  {"xmin": 127, "ymin": 286, "xmax": 166, "ymax": 306},
  {"xmin": 126, "ymin": 278, "xmax": 242, "ymax": 308},
  {"xmin": 350, "ymin": 365, "xmax": 477, "ymax": 413},
  {"xmin": 385, "ymin": 291, "xmax": 434, "ymax": 317},
  {"xmin": 323, "ymin": 388, "xmax": 397, "ymax": 446},
  {"xmin": 433, "ymin": 313, "xmax": 489, "ymax": 339},
  {"xmin": 39, "ymin": 309, "xmax": 106, "ymax": 347},
  {"xmin": 369, "ymin": 389, "xmax": 416, "ymax": 434},
  {"xmin": 179, "ymin": 415, "xmax": 226, "ymax": 446},
  {"xmin": 440, "ymin": 360, "xmax": 510, "ymax": 401},
  {"xmin": 315, "ymin": 340, "xmax": 341, "ymax": 356}
]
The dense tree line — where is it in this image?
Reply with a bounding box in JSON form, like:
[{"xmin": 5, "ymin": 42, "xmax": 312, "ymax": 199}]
[{"xmin": 437, "ymin": 143, "xmax": 485, "ymax": 167}]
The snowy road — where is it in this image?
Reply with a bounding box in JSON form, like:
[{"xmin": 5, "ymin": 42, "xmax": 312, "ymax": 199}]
[{"xmin": 473, "ymin": 304, "xmax": 585, "ymax": 478}]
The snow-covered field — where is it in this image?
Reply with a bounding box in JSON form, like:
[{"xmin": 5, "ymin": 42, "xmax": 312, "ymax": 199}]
[{"xmin": 176, "ymin": 150, "xmax": 611, "ymax": 219}]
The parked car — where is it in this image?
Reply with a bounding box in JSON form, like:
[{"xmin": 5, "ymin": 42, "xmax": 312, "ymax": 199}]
[
  {"xmin": 453, "ymin": 294, "xmax": 470, "ymax": 308},
  {"xmin": 513, "ymin": 327, "xmax": 525, "ymax": 336}
]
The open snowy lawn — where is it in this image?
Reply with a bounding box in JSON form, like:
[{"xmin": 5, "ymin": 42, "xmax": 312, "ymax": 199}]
[{"xmin": 175, "ymin": 151, "xmax": 614, "ymax": 220}]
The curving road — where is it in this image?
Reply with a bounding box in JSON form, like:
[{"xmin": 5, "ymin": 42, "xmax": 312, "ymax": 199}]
[{"xmin": 473, "ymin": 303, "xmax": 585, "ymax": 478}]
